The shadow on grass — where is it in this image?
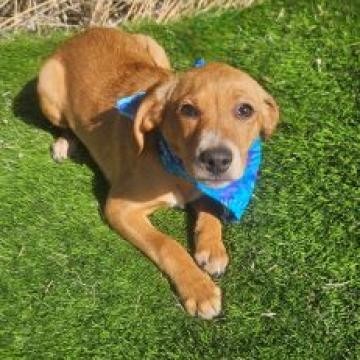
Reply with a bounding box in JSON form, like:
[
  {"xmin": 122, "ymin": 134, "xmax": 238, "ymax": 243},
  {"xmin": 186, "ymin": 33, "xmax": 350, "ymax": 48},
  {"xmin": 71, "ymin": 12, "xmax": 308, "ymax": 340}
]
[{"xmin": 12, "ymin": 77, "xmax": 109, "ymax": 213}]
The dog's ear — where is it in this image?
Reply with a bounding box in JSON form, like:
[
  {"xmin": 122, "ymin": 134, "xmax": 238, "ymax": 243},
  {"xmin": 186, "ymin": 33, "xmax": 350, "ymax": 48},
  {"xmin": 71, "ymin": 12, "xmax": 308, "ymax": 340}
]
[
  {"xmin": 260, "ymin": 92, "xmax": 279, "ymax": 139},
  {"xmin": 133, "ymin": 77, "xmax": 177, "ymax": 153}
]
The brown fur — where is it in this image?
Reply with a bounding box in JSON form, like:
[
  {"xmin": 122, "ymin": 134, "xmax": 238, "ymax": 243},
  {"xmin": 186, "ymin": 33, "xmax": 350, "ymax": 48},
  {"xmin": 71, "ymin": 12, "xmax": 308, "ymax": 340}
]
[{"xmin": 37, "ymin": 27, "xmax": 279, "ymax": 319}]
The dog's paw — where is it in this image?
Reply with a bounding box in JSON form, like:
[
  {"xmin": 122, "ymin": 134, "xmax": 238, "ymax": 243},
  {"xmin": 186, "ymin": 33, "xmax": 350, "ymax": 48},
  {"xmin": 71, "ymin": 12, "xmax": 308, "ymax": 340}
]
[
  {"xmin": 52, "ymin": 137, "xmax": 70, "ymax": 162},
  {"xmin": 51, "ymin": 136, "xmax": 78, "ymax": 162},
  {"xmin": 194, "ymin": 241, "xmax": 229, "ymax": 277},
  {"xmin": 179, "ymin": 273, "xmax": 222, "ymax": 320}
]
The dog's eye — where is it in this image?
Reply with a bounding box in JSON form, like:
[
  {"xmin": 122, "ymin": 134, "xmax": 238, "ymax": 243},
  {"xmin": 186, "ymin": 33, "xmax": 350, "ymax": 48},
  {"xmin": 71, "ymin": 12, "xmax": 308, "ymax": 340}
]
[
  {"xmin": 235, "ymin": 103, "xmax": 254, "ymax": 119},
  {"xmin": 179, "ymin": 103, "xmax": 199, "ymax": 118}
]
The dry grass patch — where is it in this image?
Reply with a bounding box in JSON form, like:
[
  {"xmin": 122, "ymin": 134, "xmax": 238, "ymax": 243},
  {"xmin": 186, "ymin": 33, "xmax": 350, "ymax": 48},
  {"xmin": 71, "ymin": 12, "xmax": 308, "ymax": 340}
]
[{"xmin": 0, "ymin": 0, "xmax": 257, "ymax": 32}]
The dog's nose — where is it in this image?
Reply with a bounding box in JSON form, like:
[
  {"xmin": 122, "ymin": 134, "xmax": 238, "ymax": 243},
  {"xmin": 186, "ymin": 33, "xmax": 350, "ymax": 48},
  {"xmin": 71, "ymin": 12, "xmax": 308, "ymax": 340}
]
[{"xmin": 199, "ymin": 146, "xmax": 233, "ymax": 175}]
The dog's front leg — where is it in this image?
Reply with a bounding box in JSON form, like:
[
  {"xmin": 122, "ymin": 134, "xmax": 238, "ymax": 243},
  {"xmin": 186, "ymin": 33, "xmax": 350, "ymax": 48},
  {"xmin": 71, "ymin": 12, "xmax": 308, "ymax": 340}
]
[
  {"xmin": 105, "ymin": 194, "xmax": 221, "ymax": 319},
  {"xmin": 192, "ymin": 200, "xmax": 229, "ymax": 277}
]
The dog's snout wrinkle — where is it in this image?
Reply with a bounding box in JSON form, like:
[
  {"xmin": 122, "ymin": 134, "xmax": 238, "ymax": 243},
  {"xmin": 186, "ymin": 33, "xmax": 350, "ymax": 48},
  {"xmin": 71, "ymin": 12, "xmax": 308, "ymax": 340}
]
[{"xmin": 198, "ymin": 146, "xmax": 233, "ymax": 175}]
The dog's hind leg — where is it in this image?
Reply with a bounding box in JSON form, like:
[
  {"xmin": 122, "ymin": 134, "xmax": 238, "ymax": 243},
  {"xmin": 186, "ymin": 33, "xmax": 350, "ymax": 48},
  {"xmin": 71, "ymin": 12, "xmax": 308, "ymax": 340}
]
[
  {"xmin": 38, "ymin": 58, "xmax": 78, "ymax": 162},
  {"xmin": 38, "ymin": 57, "xmax": 67, "ymax": 128}
]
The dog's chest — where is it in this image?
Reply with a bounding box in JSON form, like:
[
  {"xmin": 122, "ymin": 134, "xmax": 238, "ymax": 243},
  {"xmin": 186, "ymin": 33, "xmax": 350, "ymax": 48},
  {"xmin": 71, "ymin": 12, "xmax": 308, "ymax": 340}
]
[{"xmin": 164, "ymin": 186, "xmax": 202, "ymax": 209}]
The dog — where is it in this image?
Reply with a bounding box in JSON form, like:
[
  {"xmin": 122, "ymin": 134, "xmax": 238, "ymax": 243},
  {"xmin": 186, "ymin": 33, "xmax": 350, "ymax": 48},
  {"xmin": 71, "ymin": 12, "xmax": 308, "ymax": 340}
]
[{"xmin": 37, "ymin": 27, "xmax": 279, "ymax": 319}]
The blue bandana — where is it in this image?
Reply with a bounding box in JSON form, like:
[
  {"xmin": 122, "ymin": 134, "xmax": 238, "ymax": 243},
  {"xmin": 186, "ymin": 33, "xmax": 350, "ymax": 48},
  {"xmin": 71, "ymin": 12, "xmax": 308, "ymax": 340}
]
[{"xmin": 115, "ymin": 59, "xmax": 262, "ymax": 222}]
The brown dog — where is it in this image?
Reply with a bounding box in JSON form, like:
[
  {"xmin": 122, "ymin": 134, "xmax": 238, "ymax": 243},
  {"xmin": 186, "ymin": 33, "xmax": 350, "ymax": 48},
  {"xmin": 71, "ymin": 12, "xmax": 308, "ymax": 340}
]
[{"xmin": 37, "ymin": 27, "xmax": 279, "ymax": 319}]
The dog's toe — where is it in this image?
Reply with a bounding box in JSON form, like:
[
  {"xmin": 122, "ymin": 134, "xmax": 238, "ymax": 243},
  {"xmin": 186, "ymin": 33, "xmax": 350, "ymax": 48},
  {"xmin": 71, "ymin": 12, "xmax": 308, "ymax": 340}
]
[
  {"xmin": 181, "ymin": 275, "xmax": 222, "ymax": 320},
  {"xmin": 195, "ymin": 245, "xmax": 229, "ymax": 277}
]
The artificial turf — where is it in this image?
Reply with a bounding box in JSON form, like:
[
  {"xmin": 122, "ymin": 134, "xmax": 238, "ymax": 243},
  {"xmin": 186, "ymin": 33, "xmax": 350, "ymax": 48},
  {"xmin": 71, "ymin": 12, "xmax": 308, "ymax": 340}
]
[{"xmin": 0, "ymin": 0, "xmax": 359, "ymax": 358}]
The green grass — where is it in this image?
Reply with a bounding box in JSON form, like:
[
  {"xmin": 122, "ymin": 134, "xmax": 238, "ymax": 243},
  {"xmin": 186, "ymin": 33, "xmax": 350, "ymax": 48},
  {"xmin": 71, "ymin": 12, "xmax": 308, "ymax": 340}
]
[{"xmin": 1, "ymin": 0, "xmax": 359, "ymax": 358}]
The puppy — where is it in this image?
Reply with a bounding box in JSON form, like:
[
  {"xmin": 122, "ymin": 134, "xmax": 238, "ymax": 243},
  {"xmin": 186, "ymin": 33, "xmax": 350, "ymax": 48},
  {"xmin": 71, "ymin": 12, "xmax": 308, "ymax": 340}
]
[{"xmin": 37, "ymin": 27, "xmax": 279, "ymax": 319}]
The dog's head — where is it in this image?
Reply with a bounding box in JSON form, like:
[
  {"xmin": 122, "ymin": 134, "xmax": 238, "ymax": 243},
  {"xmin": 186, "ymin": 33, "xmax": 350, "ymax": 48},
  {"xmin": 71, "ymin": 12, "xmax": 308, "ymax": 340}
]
[{"xmin": 134, "ymin": 63, "xmax": 279, "ymax": 187}]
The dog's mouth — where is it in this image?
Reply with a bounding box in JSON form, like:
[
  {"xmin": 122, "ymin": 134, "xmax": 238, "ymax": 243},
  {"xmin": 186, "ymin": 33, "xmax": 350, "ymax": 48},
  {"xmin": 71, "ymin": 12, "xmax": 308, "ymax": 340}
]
[{"xmin": 189, "ymin": 163, "xmax": 243, "ymax": 188}]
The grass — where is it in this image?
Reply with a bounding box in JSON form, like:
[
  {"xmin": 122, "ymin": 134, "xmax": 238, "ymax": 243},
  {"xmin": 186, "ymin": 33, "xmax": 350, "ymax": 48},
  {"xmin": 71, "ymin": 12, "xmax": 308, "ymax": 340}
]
[{"xmin": 0, "ymin": 0, "xmax": 359, "ymax": 358}]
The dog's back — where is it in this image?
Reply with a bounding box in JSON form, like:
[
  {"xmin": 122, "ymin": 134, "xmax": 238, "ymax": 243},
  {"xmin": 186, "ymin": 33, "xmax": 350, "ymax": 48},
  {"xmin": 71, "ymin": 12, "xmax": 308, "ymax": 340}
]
[
  {"xmin": 38, "ymin": 28, "xmax": 171, "ymax": 179},
  {"xmin": 39, "ymin": 28, "xmax": 170, "ymax": 126}
]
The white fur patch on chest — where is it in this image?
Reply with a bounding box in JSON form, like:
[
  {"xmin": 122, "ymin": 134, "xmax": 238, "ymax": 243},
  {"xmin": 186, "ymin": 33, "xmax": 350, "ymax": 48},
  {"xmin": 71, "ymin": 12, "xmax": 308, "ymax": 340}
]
[
  {"xmin": 164, "ymin": 191, "xmax": 185, "ymax": 209},
  {"xmin": 164, "ymin": 187, "xmax": 202, "ymax": 209}
]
